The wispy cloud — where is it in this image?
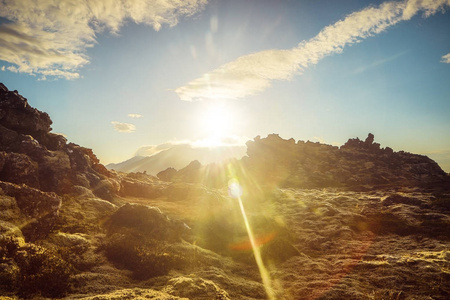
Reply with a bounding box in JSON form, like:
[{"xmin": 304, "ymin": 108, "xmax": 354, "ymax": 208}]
[
  {"xmin": 313, "ymin": 136, "xmax": 326, "ymax": 144},
  {"xmin": 128, "ymin": 113, "xmax": 143, "ymax": 119},
  {"xmin": 176, "ymin": 0, "xmax": 450, "ymax": 101},
  {"xmin": 354, "ymin": 50, "xmax": 409, "ymax": 74},
  {"xmin": 111, "ymin": 121, "xmax": 136, "ymax": 133},
  {"xmin": 0, "ymin": 0, "xmax": 207, "ymax": 80},
  {"xmin": 442, "ymin": 53, "xmax": 450, "ymax": 63}
]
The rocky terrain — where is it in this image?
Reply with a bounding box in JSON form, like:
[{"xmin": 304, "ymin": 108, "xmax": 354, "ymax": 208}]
[{"xmin": 0, "ymin": 83, "xmax": 449, "ymax": 300}]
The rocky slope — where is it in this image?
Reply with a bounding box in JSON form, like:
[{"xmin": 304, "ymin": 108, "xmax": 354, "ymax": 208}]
[{"xmin": 0, "ymin": 83, "xmax": 449, "ymax": 300}]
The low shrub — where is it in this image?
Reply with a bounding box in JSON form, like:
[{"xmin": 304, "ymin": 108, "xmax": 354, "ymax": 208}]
[
  {"xmin": 0, "ymin": 236, "xmax": 73, "ymax": 298},
  {"xmin": 103, "ymin": 234, "xmax": 185, "ymax": 280}
]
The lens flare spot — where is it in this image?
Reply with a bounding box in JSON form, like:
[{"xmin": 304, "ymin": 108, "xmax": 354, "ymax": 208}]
[{"xmin": 228, "ymin": 178, "xmax": 243, "ymax": 198}]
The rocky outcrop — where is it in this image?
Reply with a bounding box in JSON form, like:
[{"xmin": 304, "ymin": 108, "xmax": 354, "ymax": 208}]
[
  {"xmin": 119, "ymin": 172, "xmax": 166, "ymax": 198},
  {"xmin": 0, "ymin": 83, "xmax": 118, "ymax": 199},
  {"xmin": 0, "ymin": 83, "xmax": 52, "ymax": 142},
  {"xmin": 157, "ymin": 167, "xmax": 178, "ymax": 181},
  {"xmin": 173, "ymin": 160, "xmax": 202, "ymax": 183},
  {"xmin": 242, "ymin": 133, "xmax": 449, "ymax": 189}
]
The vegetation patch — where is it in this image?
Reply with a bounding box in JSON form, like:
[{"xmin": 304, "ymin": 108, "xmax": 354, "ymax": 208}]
[
  {"xmin": 102, "ymin": 234, "xmax": 186, "ymax": 280},
  {"xmin": 0, "ymin": 236, "xmax": 73, "ymax": 298}
]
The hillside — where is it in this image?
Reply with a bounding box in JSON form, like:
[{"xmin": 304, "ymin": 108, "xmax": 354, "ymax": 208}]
[
  {"xmin": 106, "ymin": 144, "xmax": 246, "ymax": 175},
  {"xmin": 0, "ymin": 83, "xmax": 449, "ymax": 300}
]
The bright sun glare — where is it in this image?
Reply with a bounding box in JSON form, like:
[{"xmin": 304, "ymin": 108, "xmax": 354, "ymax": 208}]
[{"xmin": 198, "ymin": 104, "xmax": 235, "ymax": 146}]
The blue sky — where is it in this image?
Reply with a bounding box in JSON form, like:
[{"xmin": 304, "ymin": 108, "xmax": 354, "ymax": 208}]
[{"xmin": 1, "ymin": 0, "xmax": 450, "ymax": 171}]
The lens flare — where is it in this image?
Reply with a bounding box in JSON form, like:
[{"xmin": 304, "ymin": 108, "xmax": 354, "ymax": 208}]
[
  {"xmin": 228, "ymin": 178, "xmax": 243, "ymax": 198},
  {"xmin": 227, "ymin": 176, "xmax": 276, "ymax": 300}
]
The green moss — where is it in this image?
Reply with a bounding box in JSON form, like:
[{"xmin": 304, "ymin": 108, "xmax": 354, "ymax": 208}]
[
  {"xmin": 0, "ymin": 236, "xmax": 73, "ymax": 298},
  {"xmin": 103, "ymin": 234, "xmax": 185, "ymax": 280}
]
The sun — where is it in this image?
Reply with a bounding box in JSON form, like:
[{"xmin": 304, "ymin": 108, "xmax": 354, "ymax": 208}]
[{"xmin": 198, "ymin": 103, "xmax": 235, "ymax": 145}]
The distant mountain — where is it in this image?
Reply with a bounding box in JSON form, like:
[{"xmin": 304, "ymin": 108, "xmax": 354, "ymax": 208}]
[{"xmin": 106, "ymin": 143, "xmax": 246, "ymax": 174}]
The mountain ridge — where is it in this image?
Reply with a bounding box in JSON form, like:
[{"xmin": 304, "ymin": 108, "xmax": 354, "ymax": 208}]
[{"xmin": 106, "ymin": 143, "xmax": 246, "ymax": 175}]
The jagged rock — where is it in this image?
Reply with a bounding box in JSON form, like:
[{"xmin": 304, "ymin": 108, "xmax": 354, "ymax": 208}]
[
  {"xmin": 0, "ymin": 83, "xmax": 116, "ymax": 200},
  {"xmin": 173, "ymin": 160, "xmax": 202, "ymax": 183},
  {"xmin": 0, "ymin": 84, "xmax": 52, "ymax": 143},
  {"xmin": 0, "ymin": 152, "xmax": 40, "ymax": 188},
  {"xmin": 157, "ymin": 167, "xmax": 178, "ymax": 182},
  {"xmin": 117, "ymin": 172, "xmax": 166, "ymax": 198},
  {"xmin": 243, "ymin": 133, "xmax": 449, "ymax": 188},
  {"xmin": 120, "ymin": 178, "xmax": 164, "ymax": 198}
]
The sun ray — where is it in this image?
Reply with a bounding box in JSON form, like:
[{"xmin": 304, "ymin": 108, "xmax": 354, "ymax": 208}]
[{"xmin": 227, "ymin": 175, "xmax": 276, "ymax": 300}]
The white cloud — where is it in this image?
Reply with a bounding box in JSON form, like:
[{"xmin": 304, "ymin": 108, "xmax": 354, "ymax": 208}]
[
  {"xmin": 111, "ymin": 121, "xmax": 136, "ymax": 133},
  {"xmin": 1, "ymin": 66, "xmax": 5, "ymax": 71},
  {"xmin": 0, "ymin": 0, "xmax": 207, "ymax": 80},
  {"xmin": 128, "ymin": 113, "xmax": 143, "ymax": 118},
  {"xmin": 135, "ymin": 143, "xmax": 177, "ymax": 157},
  {"xmin": 313, "ymin": 136, "xmax": 326, "ymax": 144},
  {"xmin": 176, "ymin": 0, "xmax": 450, "ymax": 101},
  {"xmin": 442, "ymin": 53, "xmax": 450, "ymax": 63}
]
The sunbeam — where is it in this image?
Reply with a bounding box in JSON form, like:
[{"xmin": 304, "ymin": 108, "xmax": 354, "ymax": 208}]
[{"xmin": 227, "ymin": 176, "xmax": 276, "ymax": 300}]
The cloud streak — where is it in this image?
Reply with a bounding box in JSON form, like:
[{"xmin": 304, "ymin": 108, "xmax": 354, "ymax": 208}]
[
  {"xmin": 442, "ymin": 53, "xmax": 450, "ymax": 63},
  {"xmin": 176, "ymin": 0, "xmax": 450, "ymax": 101},
  {"xmin": 111, "ymin": 121, "xmax": 136, "ymax": 133},
  {"xmin": 0, "ymin": 0, "xmax": 207, "ymax": 80},
  {"xmin": 128, "ymin": 113, "xmax": 143, "ymax": 119}
]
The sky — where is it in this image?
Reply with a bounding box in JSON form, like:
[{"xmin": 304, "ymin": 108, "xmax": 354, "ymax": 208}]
[{"xmin": 1, "ymin": 0, "xmax": 450, "ymax": 172}]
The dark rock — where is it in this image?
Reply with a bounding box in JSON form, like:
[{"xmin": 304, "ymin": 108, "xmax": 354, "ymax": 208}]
[
  {"xmin": 173, "ymin": 160, "xmax": 202, "ymax": 183},
  {"xmin": 0, "ymin": 83, "xmax": 116, "ymax": 200},
  {"xmin": 0, "ymin": 152, "xmax": 40, "ymax": 189},
  {"xmin": 157, "ymin": 167, "xmax": 178, "ymax": 182},
  {"xmin": 45, "ymin": 133, "xmax": 68, "ymax": 151},
  {"xmin": 0, "ymin": 84, "xmax": 52, "ymax": 142},
  {"xmin": 243, "ymin": 133, "xmax": 449, "ymax": 189}
]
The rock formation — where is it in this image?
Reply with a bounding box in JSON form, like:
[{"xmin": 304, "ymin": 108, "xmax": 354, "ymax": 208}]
[
  {"xmin": 241, "ymin": 133, "xmax": 449, "ymax": 189},
  {"xmin": 0, "ymin": 83, "xmax": 119, "ymax": 200}
]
